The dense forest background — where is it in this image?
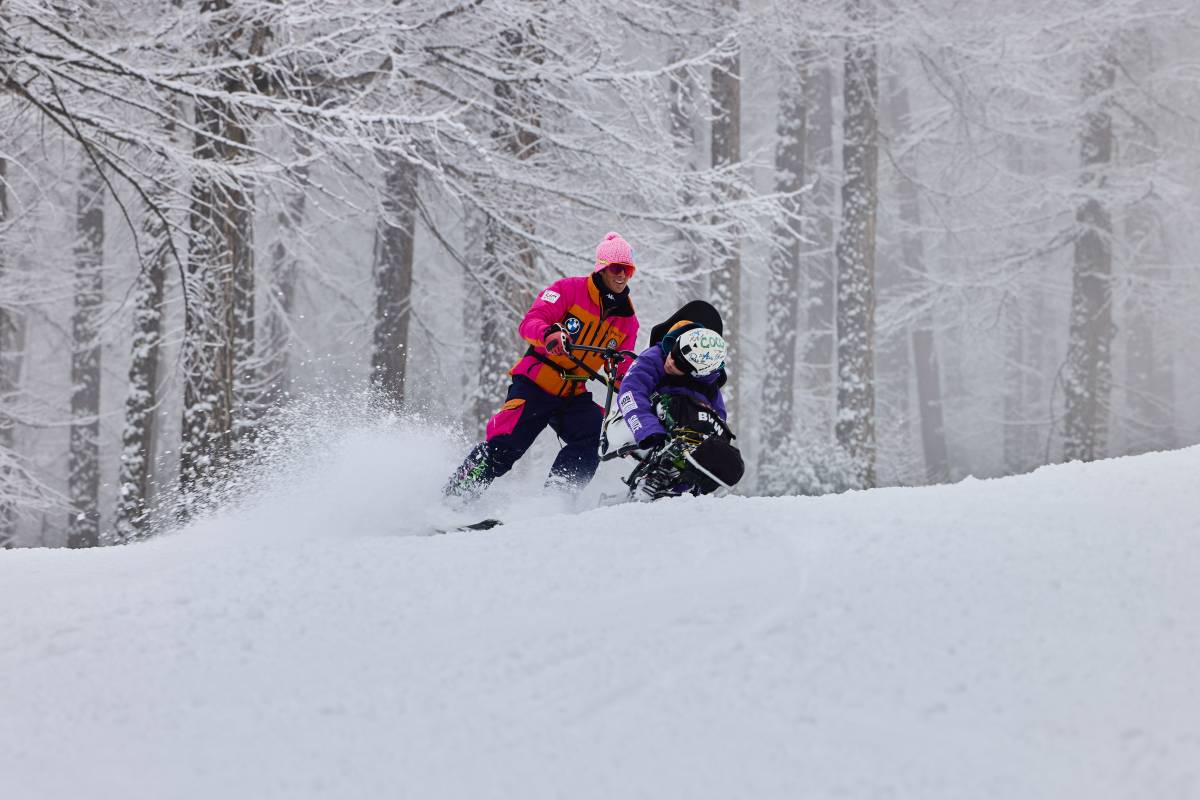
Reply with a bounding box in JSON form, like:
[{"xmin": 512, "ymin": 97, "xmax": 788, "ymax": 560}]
[{"xmin": 1, "ymin": 0, "xmax": 1197, "ymax": 547}]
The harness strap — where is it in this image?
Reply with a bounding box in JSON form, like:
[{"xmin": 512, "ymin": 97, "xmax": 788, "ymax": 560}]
[{"xmin": 525, "ymin": 346, "xmax": 594, "ymax": 384}]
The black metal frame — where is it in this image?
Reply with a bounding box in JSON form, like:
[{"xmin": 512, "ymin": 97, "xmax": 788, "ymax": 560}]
[{"xmin": 563, "ymin": 343, "xmax": 639, "ymax": 458}]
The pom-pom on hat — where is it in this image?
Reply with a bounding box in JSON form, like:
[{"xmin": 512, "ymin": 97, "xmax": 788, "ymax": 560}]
[{"xmin": 594, "ymin": 231, "xmax": 637, "ymax": 278}]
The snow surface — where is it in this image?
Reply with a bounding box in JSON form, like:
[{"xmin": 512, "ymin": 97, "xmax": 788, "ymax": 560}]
[{"xmin": 3, "ymin": 421, "xmax": 1200, "ymax": 799}]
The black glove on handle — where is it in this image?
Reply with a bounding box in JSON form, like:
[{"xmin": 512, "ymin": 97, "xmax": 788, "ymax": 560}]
[{"xmin": 638, "ymin": 432, "xmax": 669, "ymax": 452}]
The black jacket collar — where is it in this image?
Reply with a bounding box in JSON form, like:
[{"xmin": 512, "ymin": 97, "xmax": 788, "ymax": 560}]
[{"xmin": 591, "ymin": 272, "xmax": 634, "ymax": 317}]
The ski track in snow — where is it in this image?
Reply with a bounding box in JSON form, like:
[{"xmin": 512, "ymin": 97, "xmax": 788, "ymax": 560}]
[{"xmin": 2, "ymin": 426, "xmax": 1200, "ymax": 800}]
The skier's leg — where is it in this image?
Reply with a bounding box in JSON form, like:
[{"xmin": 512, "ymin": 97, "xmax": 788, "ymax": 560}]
[
  {"xmin": 444, "ymin": 378, "xmax": 554, "ymax": 498},
  {"xmin": 444, "ymin": 442, "xmax": 498, "ymax": 499},
  {"xmin": 545, "ymin": 394, "xmax": 603, "ymax": 491}
]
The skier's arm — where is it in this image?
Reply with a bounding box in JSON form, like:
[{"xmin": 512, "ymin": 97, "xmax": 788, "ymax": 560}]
[
  {"xmin": 713, "ymin": 387, "xmax": 728, "ymax": 422},
  {"xmin": 617, "ymin": 348, "xmax": 667, "ymax": 444},
  {"xmin": 517, "ymin": 279, "xmax": 571, "ymax": 348}
]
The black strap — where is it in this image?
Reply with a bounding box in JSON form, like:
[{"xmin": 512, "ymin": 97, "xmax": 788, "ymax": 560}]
[{"xmin": 525, "ymin": 346, "xmax": 596, "ymax": 384}]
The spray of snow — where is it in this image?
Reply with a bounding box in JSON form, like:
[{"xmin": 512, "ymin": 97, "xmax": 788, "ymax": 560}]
[{"xmin": 156, "ymin": 390, "xmax": 589, "ymax": 544}]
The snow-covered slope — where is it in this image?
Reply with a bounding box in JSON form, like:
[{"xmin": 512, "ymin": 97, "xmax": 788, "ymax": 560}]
[{"xmin": 3, "ymin": 422, "xmax": 1199, "ymax": 800}]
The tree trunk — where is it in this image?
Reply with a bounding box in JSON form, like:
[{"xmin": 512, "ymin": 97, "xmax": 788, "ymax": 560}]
[
  {"xmin": 1062, "ymin": 46, "xmax": 1116, "ymax": 463},
  {"xmin": 180, "ymin": 3, "xmax": 261, "ymax": 510},
  {"xmin": 215, "ymin": 94, "xmax": 256, "ymax": 452},
  {"xmin": 459, "ymin": 205, "xmax": 488, "ymax": 431},
  {"xmin": 1002, "ymin": 135, "xmax": 1028, "ymax": 473},
  {"xmin": 887, "ymin": 76, "xmax": 948, "ymax": 483},
  {"xmin": 1122, "ymin": 210, "xmax": 1174, "ymax": 455},
  {"xmin": 472, "ymin": 218, "xmax": 512, "ymax": 430},
  {"xmin": 371, "ymin": 155, "xmax": 418, "ymax": 406},
  {"xmin": 472, "ymin": 26, "xmax": 540, "ymax": 432},
  {"xmin": 179, "ymin": 96, "xmax": 236, "ymax": 513},
  {"xmin": 1001, "ymin": 143, "xmax": 1049, "ymax": 474},
  {"xmin": 0, "ymin": 156, "xmax": 16, "ymax": 546},
  {"xmin": 67, "ymin": 161, "xmax": 104, "ymax": 548},
  {"xmin": 474, "ymin": 214, "xmax": 531, "ymax": 430},
  {"xmin": 834, "ymin": 0, "xmax": 879, "ymax": 486},
  {"xmin": 802, "ymin": 58, "xmax": 836, "ymax": 433},
  {"xmin": 1003, "ymin": 293, "xmax": 1048, "ymax": 474},
  {"xmin": 230, "ymin": 174, "xmax": 256, "ymax": 451},
  {"xmin": 669, "ymin": 50, "xmax": 704, "ymax": 300},
  {"xmin": 710, "ymin": 0, "xmax": 741, "ymax": 422},
  {"xmin": 1120, "ymin": 34, "xmax": 1175, "ymax": 455},
  {"xmin": 114, "ymin": 189, "xmax": 169, "ymax": 542},
  {"xmin": 262, "ymin": 160, "xmax": 308, "ymax": 408},
  {"xmin": 758, "ymin": 55, "xmax": 805, "ymax": 492}
]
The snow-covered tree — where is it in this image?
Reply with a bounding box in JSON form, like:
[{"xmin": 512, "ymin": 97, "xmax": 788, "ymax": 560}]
[
  {"xmin": 710, "ymin": 0, "xmax": 743, "ymax": 421},
  {"xmin": 1, "ymin": 0, "xmax": 1197, "ymax": 538},
  {"xmin": 758, "ymin": 39, "xmax": 805, "ymax": 492},
  {"xmin": 883, "ymin": 73, "xmax": 948, "ymax": 483},
  {"xmin": 834, "ymin": 0, "xmax": 880, "ymax": 487},
  {"xmin": 1118, "ymin": 31, "xmax": 1175, "ymax": 456},
  {"xmin": 261, "ymin": 154, "xmax": 308, "ymax": 409},
  {"xmin": 0, "ymin": 154, "xmax": 16, "ymax": 545},
  {"xmin": 113, "ymin": 164, "xmax": 172, "ymax": 543},
  {"xmin": 66, "ymin": 160, "xmax": 104, "ymax": 548},
  {"xmin": 800, "ymin": 54, "xmax": 837, "ymax": 436},
  {"xmin": 668, "ymin": 51, "xmax": 704, "ymax": 301},
  {"xmin": 1062, "ymin": 43, "xmax": 1117, "ymax": 463},
  {"xmin": 370, "ymin": 156, "xmax": 418, "ymax": 407}
]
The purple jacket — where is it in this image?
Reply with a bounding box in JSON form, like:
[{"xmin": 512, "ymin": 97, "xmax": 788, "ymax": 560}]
[{"xmin": 617, "ymin": 344, "xmax": 727, "ymax": 444}]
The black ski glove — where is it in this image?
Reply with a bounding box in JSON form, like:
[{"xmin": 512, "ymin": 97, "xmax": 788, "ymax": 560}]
[{"xmin": 639, "ymin": 432, "xmax": 669, "ymax": 452}]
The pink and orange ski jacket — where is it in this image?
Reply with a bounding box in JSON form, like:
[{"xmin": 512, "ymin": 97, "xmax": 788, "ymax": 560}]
[{"xmin": 510, "ymin": 274, "xmax": 640, "ymax": 397}]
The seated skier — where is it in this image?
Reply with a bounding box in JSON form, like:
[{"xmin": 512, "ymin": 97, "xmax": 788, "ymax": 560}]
[{"xmin": 613, "ymin": 301, "xmax": 744, "ymax": 499}]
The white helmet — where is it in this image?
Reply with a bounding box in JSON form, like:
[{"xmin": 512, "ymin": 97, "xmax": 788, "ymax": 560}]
[{"xmin": 671, "ymin": 328, "xmax": 727, "ymax": 377}]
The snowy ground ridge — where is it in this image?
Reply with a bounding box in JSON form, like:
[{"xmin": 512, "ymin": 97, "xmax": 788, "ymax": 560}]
[{"xmin": 3, "ymin": 426, "xmax": 1199, "ymax": 800}]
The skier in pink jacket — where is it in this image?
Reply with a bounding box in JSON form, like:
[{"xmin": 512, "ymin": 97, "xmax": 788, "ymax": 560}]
[{"xmin": 445, "ymin": 232, "xmax": 641, "ymax": 499}]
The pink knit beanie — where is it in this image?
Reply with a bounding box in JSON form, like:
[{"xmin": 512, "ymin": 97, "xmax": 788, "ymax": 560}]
[{"xmin": 594, "ymin": 231, "xmax": 637, "ymax": 277}]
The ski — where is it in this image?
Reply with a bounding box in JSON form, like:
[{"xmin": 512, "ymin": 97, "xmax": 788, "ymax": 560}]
[{"xmin": 428, "ymin": 518, "xmax": 504, "ymax": 536}]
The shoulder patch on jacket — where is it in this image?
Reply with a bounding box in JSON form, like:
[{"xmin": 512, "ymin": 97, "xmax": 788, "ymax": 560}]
[{"xmin": 541, "ymin": 289, "xmax": 561, "ymax": 304}]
